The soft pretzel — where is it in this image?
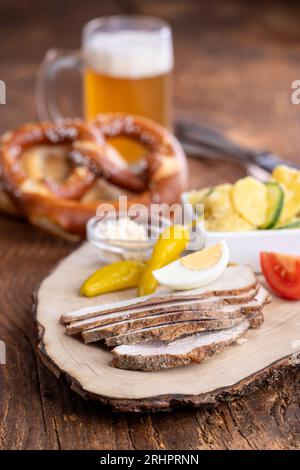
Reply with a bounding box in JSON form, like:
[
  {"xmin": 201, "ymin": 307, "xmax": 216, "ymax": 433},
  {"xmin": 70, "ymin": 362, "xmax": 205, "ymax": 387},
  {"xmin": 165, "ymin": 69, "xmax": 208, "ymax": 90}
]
[
  {"xmin": 0, "ymin": 120, "xmax": 146, "ymax": 201},
  {"xmin": 93, "ymin": 113, "xmax": 188, "ymax": 204},
  {"xmin": 0, "ymin": 115, "xmax": 188, "ymax": 239}
]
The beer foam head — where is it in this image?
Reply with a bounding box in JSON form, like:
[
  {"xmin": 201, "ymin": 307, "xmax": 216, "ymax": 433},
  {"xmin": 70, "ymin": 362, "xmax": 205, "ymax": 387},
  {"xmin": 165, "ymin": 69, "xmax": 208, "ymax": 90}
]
[{"xmin": 83, "ymin": 30, "xmax": 173, "ymax": 79}]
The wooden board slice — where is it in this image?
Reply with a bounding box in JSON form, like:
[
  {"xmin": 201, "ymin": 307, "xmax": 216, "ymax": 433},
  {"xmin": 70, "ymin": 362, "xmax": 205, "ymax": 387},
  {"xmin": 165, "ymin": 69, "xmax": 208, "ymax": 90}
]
[{"xmin": 34, "ymin": 242, "xmax": 300, "ymax": 412}]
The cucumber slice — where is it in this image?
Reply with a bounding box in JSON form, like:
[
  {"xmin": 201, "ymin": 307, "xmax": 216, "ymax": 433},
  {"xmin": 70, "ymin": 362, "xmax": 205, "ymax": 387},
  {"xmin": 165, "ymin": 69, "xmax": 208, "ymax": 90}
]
[
  {"xmin": 275, "ymin": 218, "xmax": 300, "ymax": 229},
  {"xmin": 260, "ymin": 182, "xmax": 284, "ymax": 229}
]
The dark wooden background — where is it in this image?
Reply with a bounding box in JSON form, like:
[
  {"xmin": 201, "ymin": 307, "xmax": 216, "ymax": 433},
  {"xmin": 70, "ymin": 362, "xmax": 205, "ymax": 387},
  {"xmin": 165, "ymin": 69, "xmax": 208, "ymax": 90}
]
[{"xmin": 0, "ymin": 0, "xmax": 299, "ymax": 450}]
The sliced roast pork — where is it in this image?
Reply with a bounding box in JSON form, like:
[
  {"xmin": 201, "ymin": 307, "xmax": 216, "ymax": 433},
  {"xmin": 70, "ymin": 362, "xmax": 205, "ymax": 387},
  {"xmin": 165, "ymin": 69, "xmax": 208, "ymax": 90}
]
[
  {"xmin": 61, "ymin": 266, "xmax": 257, "ymax": 324},
  {"xmin": 82, "ymin": 312, "xmax": 243, "ymax": 343},
  {"xmin": 66, "ymin": 289, "xmax": 256, "ymax": 335},
  {"xmin": 105, "ymin": 318, "xmax": 244, "ymax": 347},
  {"xmin": 111, "ymin": 320, "xmax": 250, "ymax": 371},
  {"xmin": 105, "ymin": 309, "xmax": 264, "ymax": 347},
  {"xmin": 69, "ymin": 286, "xmax": 269, "ymax": 338}
]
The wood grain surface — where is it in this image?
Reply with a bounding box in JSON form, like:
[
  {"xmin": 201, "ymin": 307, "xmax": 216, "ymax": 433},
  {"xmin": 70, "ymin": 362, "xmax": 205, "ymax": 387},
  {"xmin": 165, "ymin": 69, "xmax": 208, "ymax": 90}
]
[{"xmin": 0, "ymin": 0, "xmax": 299, "ymax": 449}]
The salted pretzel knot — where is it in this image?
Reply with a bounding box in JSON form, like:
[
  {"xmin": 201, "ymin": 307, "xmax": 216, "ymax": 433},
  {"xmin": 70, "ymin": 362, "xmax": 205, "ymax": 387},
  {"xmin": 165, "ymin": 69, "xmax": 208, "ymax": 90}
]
[
  {"xmin": 0, "ymin": 120, "xmax": 146, "ymax": 204},
  {"xmin": 0, "ymin": 116, "xmax": 188, "ymax": 239}
]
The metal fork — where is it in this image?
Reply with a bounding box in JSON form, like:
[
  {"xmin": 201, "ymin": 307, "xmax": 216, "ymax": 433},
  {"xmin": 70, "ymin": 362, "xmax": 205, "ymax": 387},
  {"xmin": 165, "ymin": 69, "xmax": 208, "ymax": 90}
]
[{"xmin": 175, "ymin": 120, "xmax": 299, "ymax": 180}]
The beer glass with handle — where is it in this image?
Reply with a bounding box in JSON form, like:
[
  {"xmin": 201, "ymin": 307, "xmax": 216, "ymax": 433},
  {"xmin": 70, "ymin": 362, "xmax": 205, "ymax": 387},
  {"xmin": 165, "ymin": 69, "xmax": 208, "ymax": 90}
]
[{"xmin": 36, "ymin": 15, "xmax": 174, "ymax": 161}]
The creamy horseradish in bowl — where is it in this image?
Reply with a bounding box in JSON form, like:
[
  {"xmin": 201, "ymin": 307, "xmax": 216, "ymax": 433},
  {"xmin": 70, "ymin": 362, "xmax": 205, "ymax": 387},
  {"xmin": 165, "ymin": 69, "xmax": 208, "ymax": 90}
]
[{"xmin": 87, "ymin": 214, "xmax": 171, "ymax": 263}]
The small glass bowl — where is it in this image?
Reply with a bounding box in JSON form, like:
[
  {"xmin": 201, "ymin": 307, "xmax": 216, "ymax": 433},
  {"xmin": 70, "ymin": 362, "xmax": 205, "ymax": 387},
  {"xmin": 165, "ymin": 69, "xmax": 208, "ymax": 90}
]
[{"xmin": 87, "ymin": 213, "xmax": 172, "ymax": 263}]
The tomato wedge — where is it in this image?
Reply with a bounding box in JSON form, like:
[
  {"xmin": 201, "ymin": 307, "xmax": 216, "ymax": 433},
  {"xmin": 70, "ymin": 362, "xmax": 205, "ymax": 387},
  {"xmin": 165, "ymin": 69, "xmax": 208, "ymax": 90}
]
[{"xmin": 260, "ymin": 251, "xmax": 300, "ymax": 300}]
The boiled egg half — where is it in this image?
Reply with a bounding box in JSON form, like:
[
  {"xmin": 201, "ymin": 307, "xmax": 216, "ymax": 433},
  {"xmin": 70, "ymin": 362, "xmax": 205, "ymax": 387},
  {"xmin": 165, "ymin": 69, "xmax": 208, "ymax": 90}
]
[{"xmin": 153, "ymin": 241, "xmax": 229, "ymax": 290}]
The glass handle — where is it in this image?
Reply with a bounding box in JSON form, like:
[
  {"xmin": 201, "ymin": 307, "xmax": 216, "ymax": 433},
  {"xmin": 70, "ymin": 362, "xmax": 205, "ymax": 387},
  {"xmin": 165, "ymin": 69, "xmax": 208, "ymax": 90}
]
[{"xmin": 35, "ymin": 48, "xmax": 82, "ymax": 122}]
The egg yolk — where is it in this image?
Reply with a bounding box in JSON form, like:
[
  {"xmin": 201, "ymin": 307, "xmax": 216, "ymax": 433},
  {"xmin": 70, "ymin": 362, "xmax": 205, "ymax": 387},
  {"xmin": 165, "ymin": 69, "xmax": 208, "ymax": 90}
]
[{"xmin": 180, "ymin": 243, "xmax": 222, "ymax": 271}]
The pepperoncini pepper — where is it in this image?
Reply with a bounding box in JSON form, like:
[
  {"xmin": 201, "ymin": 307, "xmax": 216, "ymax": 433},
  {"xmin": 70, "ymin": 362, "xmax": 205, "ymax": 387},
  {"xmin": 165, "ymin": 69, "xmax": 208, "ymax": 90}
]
[
  {"xmin": 81, "ymin": 260, "xmax": 145, "ymax": 297},
  {"xmin": 138, "ymin": 224, "xmax": 189, "ymax": 296}
]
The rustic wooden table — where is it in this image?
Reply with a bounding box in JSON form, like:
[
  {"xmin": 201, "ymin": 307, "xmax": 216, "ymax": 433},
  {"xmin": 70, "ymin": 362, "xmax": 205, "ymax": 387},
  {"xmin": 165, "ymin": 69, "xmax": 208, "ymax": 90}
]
[{"xmin": 0, "ymin": 0, "xmax": 299, "ymax": 450}]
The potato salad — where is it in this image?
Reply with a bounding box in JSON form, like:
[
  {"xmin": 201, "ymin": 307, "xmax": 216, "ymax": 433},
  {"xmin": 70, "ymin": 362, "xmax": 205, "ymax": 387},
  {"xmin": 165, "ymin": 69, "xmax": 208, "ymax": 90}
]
[{"xmin": 188, "ymin": 165, "xmax": 300, "ymax": 232}]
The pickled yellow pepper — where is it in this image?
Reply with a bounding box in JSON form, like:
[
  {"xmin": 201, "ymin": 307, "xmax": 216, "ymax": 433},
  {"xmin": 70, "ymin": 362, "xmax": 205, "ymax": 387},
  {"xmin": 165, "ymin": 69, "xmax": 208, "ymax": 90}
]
[
  {"xmin": 81, "ymin": 260, "xmax": 145, "ymax": 297},
  {"xmin": 138, "ymin": 224, "xmax": 189, "ymax": 296}
]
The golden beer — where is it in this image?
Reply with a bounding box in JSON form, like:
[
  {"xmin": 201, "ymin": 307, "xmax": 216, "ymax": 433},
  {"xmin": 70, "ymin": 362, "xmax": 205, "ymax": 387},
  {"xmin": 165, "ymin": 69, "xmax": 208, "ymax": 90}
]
[
  {"xmin": 82, "ymin": 19, "xmax": 173, "ymax": 160},
  {"xmin": 84, "ymin": 70, "xmax": 171, "ymax": 126}
]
